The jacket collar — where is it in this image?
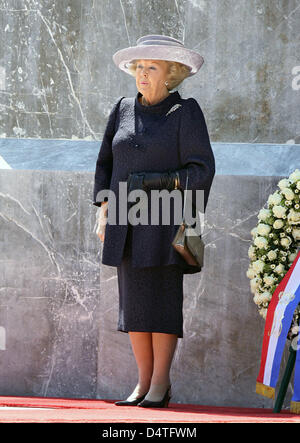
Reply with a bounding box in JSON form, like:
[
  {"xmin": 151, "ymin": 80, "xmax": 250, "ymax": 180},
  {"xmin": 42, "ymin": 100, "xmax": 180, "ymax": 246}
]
[{"xmin": 135, "ymin": 90, "xmax": 181, "ymax": 114}]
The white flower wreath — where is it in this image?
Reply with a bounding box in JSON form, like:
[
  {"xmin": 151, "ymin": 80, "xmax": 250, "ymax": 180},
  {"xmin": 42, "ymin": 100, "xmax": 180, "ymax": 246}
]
[{"xmin": 247, "ymin": 169, "xmax": 300, "ymax": 338}]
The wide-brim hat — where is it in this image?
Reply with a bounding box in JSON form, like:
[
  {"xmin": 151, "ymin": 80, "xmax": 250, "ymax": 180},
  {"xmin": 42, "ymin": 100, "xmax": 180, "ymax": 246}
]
[{"xmin": 112, "ymin": 34, "xmax": 204, "ymax": 77}]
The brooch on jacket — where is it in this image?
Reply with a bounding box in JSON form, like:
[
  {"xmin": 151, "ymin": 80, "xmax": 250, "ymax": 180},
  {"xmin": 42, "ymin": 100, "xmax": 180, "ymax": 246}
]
[{"xmin": 165, "ymin": 103, "xmax": 182, "ymax": 116}]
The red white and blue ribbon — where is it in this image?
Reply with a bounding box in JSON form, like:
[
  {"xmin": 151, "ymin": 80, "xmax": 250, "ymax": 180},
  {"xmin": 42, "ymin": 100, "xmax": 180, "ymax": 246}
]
[
  {"xmin": 291, "ymin": 300, "xmax": 300, "ymax": 414},
  {"xmin": 256, "ymin": 250, "xmax": 300, "ymax": 407}
]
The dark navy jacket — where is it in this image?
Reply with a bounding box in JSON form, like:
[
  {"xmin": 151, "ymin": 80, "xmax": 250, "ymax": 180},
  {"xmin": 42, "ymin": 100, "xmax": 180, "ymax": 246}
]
[{"xmin": 92, "ymin": 90, "xmax": 215, "ymax": 273}]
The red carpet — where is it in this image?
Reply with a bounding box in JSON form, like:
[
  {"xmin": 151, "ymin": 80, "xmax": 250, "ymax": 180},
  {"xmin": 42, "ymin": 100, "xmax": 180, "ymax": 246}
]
[{"xmin": 0, "ymin": 396, "xmax": 299, "ymax": 422}]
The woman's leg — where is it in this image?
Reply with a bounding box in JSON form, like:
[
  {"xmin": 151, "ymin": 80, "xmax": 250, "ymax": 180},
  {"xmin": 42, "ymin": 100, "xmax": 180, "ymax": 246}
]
[
  {"xmin": 125, "ymin": 331, "xmax": 154, "ymax": 401},
  {"xmin": 144, "ymin": 332, "xmax": 178, "ymax": 402}
]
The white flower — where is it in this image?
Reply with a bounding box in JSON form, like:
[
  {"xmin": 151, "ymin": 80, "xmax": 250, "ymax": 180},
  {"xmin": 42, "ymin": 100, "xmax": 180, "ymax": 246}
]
[
  {"xmin": 280, "ymin": 237, "xmax": 292, "ymax": 248},
  {"xmin": 252, "ymin": 259, "xmax": 265, "ymax": 273},
  {"xmin": 268, "ymin": 192, "xmax": 282, "ymax": 206},
  {"xmin": 267, "ymin": 250, "xmax": 277, "ymax": 260},
  {"xmin": 261, "ymin": 291, "xmax": 272, "ymax": 303},
  {"xmin": 289, "ymin": 169, "xmax": 300, "ymax": 183},
  {"xmin": 297, "ymin": 181, "xmax": 300, "ymax": 191},
  {"xmin": 257, "ymin": 223, "xmax": 271, "ymax": 236},
  {"xmin": 248, "ymin": 245, "xmax": 256, "ymax": 260},
  {"xmin": 281, "ymin": 187, "xmax": 295, "ymax": 200},
  {"xmin": 251, "ymin": 227, "xmax": 258, "ymax": 237},
  {"xmin": 254, "ymin": 236, "xmax": 268, "ymax": 249},
  {"xmin": 258, "ymin": 208, "xmax": 271, "ymax": 221},
  {"xmin": 263, "ymin": 275, "xmax": 275, "ymax": 286},
  {"xmin": 292, "ymin": 228, "xmax": 300, "ymax": 241},
  {"xmin": 288, "ymin": 209, "xmax": 300, "ymax": 225},
  {"xmin": 246, "ymin": 266, "xmax": 256, "ymax": 279},
  {"xmin": 259, "ymin": 308, "xmax": 268, "ymax": 319},
  {"xmin": 278, "ymin": 178, "xmax": 291, "ymax": 190},
  {"xmin": 273, "ymin": 219, "xmax": 284, "ymax": 229},
  {"xmin": 253, "ymin": 293, "xmax": 263, "ymax": 305},
  {"xmin": 272, "ymin": 205, "xmax": 287, "ymax": 218},
  {"xmin": 275, "ymin": 263, "xmax": 285, "ymax": 274},
  {"xmin": 250, "ymin": 278, "xmax": 260, "ymax": 293},
  {"xmin": 291, "ymin": 325, "xmax": 300, "ymax": 335}
]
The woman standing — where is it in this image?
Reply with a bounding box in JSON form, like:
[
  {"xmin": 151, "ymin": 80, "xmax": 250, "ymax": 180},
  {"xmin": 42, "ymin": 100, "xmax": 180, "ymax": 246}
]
[{"xmin": 93, "ymin": 35, "xmax": 215, "ymax": 408}]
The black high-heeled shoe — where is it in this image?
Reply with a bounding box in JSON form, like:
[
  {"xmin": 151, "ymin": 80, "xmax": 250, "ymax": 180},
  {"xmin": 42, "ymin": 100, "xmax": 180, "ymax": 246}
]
[
  {"xmin": 114, "ymin": 392, "xmax": 148, "ymax": 406},
  {"xmin": 137, "ymin": 385, "xmax": 172, "ymax": 408}
]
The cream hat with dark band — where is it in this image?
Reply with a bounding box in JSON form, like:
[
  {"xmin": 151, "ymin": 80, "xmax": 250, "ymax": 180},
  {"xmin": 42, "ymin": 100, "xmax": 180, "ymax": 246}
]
[{"xmin": 113, "ymin": 34, "xmax": 204, "ymax": 77}]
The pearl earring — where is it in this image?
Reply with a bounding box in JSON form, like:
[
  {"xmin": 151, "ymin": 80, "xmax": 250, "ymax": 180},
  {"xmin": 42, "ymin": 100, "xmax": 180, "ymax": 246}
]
[{"xmin": 165, "ymin": 81, "xmax": 168, "ymax": 86}]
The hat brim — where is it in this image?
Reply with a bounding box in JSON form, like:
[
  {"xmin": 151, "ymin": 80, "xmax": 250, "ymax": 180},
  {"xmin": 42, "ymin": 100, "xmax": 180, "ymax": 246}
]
[{"xmin": 112, "ymin": 45, "xmax": 204, "ymax": 77}]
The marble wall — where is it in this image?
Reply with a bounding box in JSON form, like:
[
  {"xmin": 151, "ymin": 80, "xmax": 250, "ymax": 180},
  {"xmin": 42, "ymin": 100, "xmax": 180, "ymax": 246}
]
[
  {"xmin": 0, "ymin": 169, "xmax": 101, "ymax": 397},
  {"xmin": 0, "ymin": 0, "xmax": 299, "ymax": 143},
  {"xmin": 0, "ymin": 169, "xmax": 295, "ymax": 408}
]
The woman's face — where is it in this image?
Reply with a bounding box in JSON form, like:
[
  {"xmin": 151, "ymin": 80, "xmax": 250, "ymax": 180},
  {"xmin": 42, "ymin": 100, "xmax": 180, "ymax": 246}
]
[{"xmin": 135, "ymin": 59, "xmax": 169, "ymax": 97}]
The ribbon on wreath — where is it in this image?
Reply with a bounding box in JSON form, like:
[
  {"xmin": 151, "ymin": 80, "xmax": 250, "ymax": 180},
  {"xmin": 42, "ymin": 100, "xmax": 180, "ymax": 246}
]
[
  {"xmin": 291, "ymin": 325, "xmax": 300, "ymax": 413},
  {"xmin": 256, "ymin": 250, "xmax": 300, "ymax": 403}
]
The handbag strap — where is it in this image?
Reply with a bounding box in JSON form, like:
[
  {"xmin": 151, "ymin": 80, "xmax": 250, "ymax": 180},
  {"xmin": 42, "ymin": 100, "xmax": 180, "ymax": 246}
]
[
  {"xmin": 175, "ymin": 103, "xmax": 190, "ymax": 225},
  {"xmin": 182, "ymin": 169, "xmax": 189, "ymax": 223}
]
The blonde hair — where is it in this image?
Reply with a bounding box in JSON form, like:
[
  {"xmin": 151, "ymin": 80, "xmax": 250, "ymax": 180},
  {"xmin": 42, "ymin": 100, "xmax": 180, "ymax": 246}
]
[{"xmin": 127, "ymin": 59, "xmax": 191, "ymax": 90}]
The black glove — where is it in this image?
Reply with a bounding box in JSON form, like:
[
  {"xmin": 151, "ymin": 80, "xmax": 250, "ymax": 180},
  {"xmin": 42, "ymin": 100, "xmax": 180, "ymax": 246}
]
[{"xmin": 127, "ymin": 170, "xmax": 180, "ymax": 194}]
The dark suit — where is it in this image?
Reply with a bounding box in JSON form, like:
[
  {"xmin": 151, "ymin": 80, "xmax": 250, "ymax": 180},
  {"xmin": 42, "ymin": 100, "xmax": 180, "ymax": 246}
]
[{"xmin": 93, "ymin": 91, "xmax": 215, "ymax": 273}]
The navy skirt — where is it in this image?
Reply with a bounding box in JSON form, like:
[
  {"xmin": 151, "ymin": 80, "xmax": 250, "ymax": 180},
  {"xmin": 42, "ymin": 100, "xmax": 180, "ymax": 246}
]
[{"xmin": 117, "ymin": 223, "xmax": 184, "ymax": 338}]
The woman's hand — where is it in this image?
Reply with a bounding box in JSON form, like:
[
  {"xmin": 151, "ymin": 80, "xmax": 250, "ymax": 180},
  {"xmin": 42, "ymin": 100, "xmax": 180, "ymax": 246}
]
[
  {"xmin": 127, "ymin": 170, "xmax": 179, "ymax": 193},
  {"xmin": 95, "ymin": 202, "xmax": 108, "ymax": 242}
]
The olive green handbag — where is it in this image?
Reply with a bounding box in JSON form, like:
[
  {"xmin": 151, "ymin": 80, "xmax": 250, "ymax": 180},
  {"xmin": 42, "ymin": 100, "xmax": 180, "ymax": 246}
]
[{"xmin": 172, "ymin": 170, "xmax": 204, "ymax": 268}]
